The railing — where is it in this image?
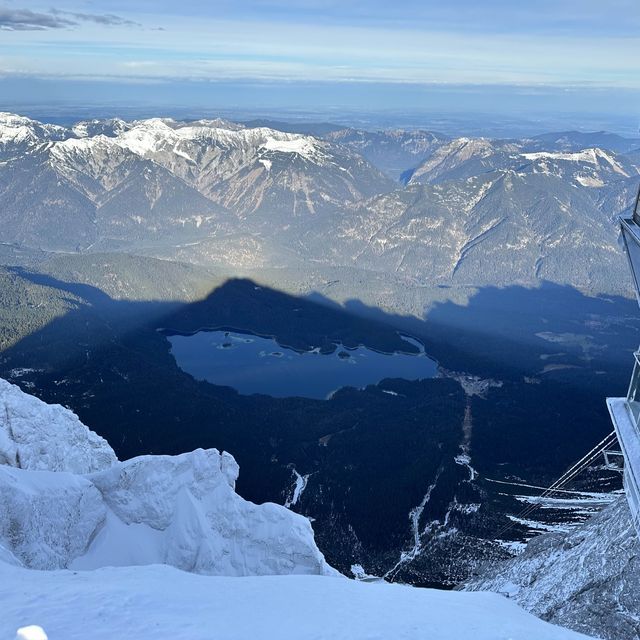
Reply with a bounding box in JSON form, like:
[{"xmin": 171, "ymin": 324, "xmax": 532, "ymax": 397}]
[
  {"xmin": 611, "ymin": 185, "xmax": 640, "ymax": 536},
  {"xmin": 607, "ymin": 397, "xmax": 640, "ymax": 536},
  {"xmin": 625, "ymin": 463, "xmax": 640, "ymax": 532}
]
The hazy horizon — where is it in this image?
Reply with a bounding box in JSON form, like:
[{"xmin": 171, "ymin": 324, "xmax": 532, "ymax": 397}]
[{"xmin": 1, "ymin": 0, "xmax": 638, "ymax": 136}]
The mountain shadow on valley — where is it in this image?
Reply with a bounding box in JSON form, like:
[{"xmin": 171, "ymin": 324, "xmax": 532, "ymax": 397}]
[{"xmin": 0, "ymin": 268, "xmax": 636, "ymax": 585}]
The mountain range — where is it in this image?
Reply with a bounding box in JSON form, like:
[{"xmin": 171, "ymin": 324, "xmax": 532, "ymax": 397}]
[{"xmin": 1, "ymin": 112, "xmax": 638, "ymax": 298}]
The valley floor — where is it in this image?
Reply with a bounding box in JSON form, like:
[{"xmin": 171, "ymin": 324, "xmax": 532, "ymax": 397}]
[{"xmin": 3, "ymin": 563, "xmax": 592, "ymax": 640}]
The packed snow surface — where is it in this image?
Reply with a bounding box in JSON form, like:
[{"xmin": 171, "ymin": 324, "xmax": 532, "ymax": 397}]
[
  {"xmin": 1, "ymin": 563, "xmax": 593, "ymax": 640},
  {"xmin": 15, "ymin": 626, "xmax": 48, "ymax": 640}
]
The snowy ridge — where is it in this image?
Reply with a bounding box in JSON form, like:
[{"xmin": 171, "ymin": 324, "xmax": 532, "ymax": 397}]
[
  {"xmin": 72, "ymin": 118, "xmax": 131, "ymax": 139},
  {"xmin": 0, "ymin": 111, "xmax": 348, "ymax": 182},
  {"xmin": 261, "ymin": 135, "xmax": 325, "ymax": 160},
  {"xmin": 1, "ymin": 111, "xmax": 635, "ymax": 296},
  {"xmin": 0, "ymin": 112, "xmax": 70, "ymax": 155},
  {"xmin": 113, "ymin": 119, "xmax": 329, "ymax": 165},
  {"xmin": 0, "ymin": 112, "xmax": 390, "ymax": 232},
  {"xmin": 80, "ymin": 448, "xmax": 333, "ymax": 576},
  {"xmin": 522, "ymin": 148, "xmax": 628, "ymax": 174}
]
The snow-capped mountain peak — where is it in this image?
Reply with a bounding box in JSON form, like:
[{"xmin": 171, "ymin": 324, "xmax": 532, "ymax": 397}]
[
  {"xmin": 0, "ymin": 112, "xmax": 393, "ymax": 247},
  {"xmin": 0, "ymin": 112, "xmax": 71, "ymax": 154},
  {"xmin": 523, "ymin": 148, "xmax": 629, "ymax": 174},
  {"xmin": 72, "ymin": 118, "xmax": 131, "ymax": 139}
]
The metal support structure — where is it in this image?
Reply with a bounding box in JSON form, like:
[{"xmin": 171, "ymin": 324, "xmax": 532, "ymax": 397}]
[
  {"xmin": 603, "ymin": 449, "xmax": 624, "ymax": 471},
  {"xmin": 608, "ymin": 185, "xmax": 640, "ymax": 536}
]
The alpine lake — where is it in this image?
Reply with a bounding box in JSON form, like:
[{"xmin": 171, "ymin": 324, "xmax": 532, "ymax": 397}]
[{"xmin": 167, "ymin": 329, "xmax": 438, "ymax": 399}]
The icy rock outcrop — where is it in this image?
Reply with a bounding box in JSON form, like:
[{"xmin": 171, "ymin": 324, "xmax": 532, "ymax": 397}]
[
  {"xmin": 0, "ymin": 379, "xmax": 117, "ymax": 473},
  {"xmin": 0, "ymin": 379, "xmax": 335, "ymax": 577},
  {"xmin": 0, "ymin": 466, "xmax": 104, "ymax": 570},
  {"xmin": 463, "ymin": 496, "xmax": 640, "ymax": 640},
  {"xmin": 83, "ymin": 448, "xmax": 333, "ymax": 576}
]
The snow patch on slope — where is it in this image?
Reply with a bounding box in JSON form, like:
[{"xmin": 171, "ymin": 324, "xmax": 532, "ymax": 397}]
[
  {"xmin": 523, "ymin": 148, "xmax": 629, "ymax": 175},
  {"xmin": 575, "ymin": 175, "xmax": 605, "ymax": 188},
  {"xmin": 284, "ymin": 467, "xmax": 310, "ymax": 508},
  {"xmin": 385, "ymin": 469, "xmax": 443, "ymax": 580},
  {"xmin": 262, "ymin": 136, "xmax": 319, "ymax": 158},
  {"xmin": 15, "ymin": 625, "xmax": 48, "ymax": 640}
]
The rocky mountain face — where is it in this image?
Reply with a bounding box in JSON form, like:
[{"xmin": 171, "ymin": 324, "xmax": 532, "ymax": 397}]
[
  {"xmin": 407, "ymin": 135, "xmax": 640, "ymax": 185},
  {"xmin": 463, "ymin": 496, "xmax": 640, "ymax": 640},
  {"xmin": 0, "ymin": 378, "xmax": 335, "ymax": 576},
  {"xmin": 407, "ymin": 136, "xmax": 640, "ymax": 188},
  {"xmin": 324, "ymin": 128, "xmax": 450, "ymax": 179},
  {"xmin": 114, "ymin": 119, "xmax": 394, "ymax": 217},
  {"xmin": 0, "ymin": 141, "xmax": 225, "ymax": 252},
  {"xmin": 318, "ymin": 134, "xmax": 639, "ymax": 295},
  {"xmin": 334, "ymin": 169, "xmax": 625, "ymax": 292},
  {"xmin": 407, "ymin": 137, "xmax": 523, "ymax": 184}
]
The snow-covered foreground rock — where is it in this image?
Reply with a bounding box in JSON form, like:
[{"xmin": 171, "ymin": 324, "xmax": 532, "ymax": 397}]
[
  {"xmin": 0, "ymin": 378, "xmax": 116, "ymax": 473},
  {"xmin": 0, "ymin": 378, "xmax": 334, "ymax": 576},
  {"xmin": 2, "ymin": 563, "xmax": 593, "ymax": 640},
  {"xmin": 0, "ymin": 449, "xmax": 334, "ymax": 575},
  {"xmin": 463, "ymin": 496, "xmax": 640, "ymax": 640}
]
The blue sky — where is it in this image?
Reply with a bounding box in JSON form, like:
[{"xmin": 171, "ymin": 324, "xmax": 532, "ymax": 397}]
[{"xmin": 1, "ymin": 1, "xmax": 638, "ymax": 124}]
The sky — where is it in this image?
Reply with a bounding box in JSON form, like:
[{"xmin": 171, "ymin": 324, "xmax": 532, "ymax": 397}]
[{"xmin": 0, "ymin": 1, "xmax": 638, "ymax": 129}]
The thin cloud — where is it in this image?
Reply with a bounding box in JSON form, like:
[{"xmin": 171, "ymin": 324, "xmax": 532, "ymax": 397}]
[
  {"xmin": 0, "ymin": 6, "xmax": 140, "ymax": 31},
  {"xmin": 0, "ymin": 8, "xmax": 74, "ymax": 30},
  {"xmin": 51, "ymin": 9, "xmax": 141, "ymax": 28}
]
